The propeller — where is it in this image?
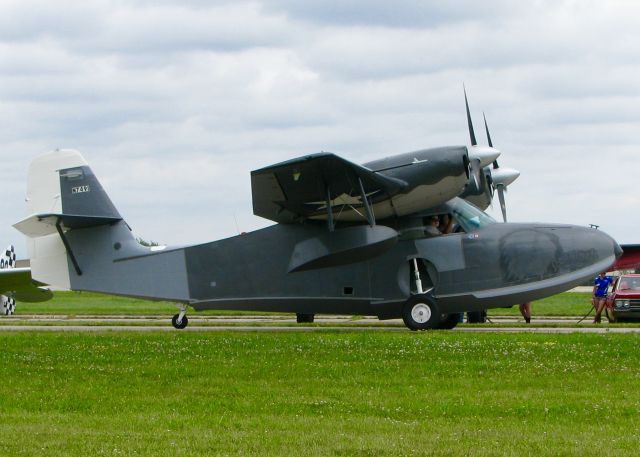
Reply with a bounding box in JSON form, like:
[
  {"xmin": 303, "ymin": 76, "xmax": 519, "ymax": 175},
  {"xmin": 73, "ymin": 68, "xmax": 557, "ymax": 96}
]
[
  {"xmin": 464, "ymin": 86, "xmax": 500, "ymax": 193},
  {"xmin": 462, "ymin": 86, "xmax": 519, "ymax": 221},
  {"xmin": 482, "ymin": 112, "xmax": 519, "ymax": 222}
]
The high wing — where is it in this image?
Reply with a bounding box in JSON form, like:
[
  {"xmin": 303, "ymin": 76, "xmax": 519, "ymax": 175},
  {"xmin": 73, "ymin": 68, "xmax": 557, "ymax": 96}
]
[
  {"xmin": 251, "ymin": 152, "xmax": 408, "ymax": 224},
  {"xmin": 0, "ymin": 268, "xmax": 53, "ymax": 303}
]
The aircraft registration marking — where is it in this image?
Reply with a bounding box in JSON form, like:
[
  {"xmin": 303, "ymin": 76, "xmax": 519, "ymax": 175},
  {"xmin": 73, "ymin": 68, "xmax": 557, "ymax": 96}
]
[{"xmin": 71, "ymin": 185, "xmax": 90, "ymax": 194}]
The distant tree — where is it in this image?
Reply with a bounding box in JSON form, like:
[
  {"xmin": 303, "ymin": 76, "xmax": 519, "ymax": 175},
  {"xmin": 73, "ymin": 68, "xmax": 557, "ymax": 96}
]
[{"xmin": 136, "ymin": 237, "xmax": 160, "ymax": 247}]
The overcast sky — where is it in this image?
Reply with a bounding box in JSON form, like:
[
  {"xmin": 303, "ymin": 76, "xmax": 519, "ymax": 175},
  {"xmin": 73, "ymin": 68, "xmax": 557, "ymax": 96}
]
[{"xmin": 1, "ymin": 0, "xmax": 639, "ymax": 256}]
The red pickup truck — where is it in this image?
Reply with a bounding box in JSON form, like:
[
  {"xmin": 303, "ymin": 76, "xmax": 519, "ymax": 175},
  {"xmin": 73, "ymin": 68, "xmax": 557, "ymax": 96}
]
[{"xmin": 606, "ymin": 274, "xmax": 640, "ymax": 322}]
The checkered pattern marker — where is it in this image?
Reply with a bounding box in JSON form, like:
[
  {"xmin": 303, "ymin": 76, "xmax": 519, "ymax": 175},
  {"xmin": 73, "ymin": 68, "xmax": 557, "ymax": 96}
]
[{"xmin": 1, "ymin": 245, "xmax": 17, "ymax": 315}]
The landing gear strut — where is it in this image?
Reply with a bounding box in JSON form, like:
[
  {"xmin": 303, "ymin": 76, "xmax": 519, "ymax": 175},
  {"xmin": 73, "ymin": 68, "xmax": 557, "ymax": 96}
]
[
  {"xmin": 172, "ymin": 304, "xmax": 189, "ymax": 329},
  {"xmin": 404, "ymin": 258, "xmax": 440, "ymax": 330}
]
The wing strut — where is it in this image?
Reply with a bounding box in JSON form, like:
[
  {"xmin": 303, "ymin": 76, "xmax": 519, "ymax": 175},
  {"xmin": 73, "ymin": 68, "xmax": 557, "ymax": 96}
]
[
  {"xmin": 326, "ymin": 185, "xmax": 335, "ymax": 232},
  {"xmin": 55, "ymin": 219, "xmax": 83, "ymax": 276},
  {"xmin": 357, "ymin": 177, "xmax": 375, "ymax": 227}
]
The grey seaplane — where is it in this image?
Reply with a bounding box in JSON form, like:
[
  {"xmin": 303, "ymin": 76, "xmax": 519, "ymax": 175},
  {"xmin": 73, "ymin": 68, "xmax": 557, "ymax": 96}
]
[{"xmin": 13, "ymin": 97, "xmax": 621, "ymax": 330}]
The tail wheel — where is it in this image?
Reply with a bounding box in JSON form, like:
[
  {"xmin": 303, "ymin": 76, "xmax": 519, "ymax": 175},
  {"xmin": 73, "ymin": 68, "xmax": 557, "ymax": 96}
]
[
  {"xmin": 402, "ymin": 294, "xmax": 441, "ymax": 331},
  {"xmin": 172, "ymin": 313, "xmax": 189, "ymax": 329}
]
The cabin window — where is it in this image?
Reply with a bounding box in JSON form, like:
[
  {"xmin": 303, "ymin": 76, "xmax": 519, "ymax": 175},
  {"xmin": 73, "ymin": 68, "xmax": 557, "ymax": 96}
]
[
  {"xmin": 343, "ymin": 286, "xmax": 354, "ymax": 296},
  {"xmin": 397, "ymin": 198, "xmax": 495, "ymax": 241}
]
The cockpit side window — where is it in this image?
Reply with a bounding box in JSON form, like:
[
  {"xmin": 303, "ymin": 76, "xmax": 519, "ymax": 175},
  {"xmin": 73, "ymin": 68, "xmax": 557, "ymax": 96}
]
[
  {"xmin": 395, "ymin": 198, "xmax": 495, "ymax": 241},
  {"xmin": 398, "ymin": 213, "xmax": 458, "ymax": 241}
]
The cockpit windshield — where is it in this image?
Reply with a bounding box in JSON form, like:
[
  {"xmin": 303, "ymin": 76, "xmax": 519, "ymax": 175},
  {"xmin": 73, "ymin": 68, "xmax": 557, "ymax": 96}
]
[
  {"xmin": 395, "ymin": 198, "xmax": 495, "ymax": 241},
  {"xmin": 447, "ymin": 198, "xmax": 496, "ymax": 232}
]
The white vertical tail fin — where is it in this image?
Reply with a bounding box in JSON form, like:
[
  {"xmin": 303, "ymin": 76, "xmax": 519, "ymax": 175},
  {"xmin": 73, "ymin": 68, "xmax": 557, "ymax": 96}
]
[{"xmin": 14, "ymin": 149, "xmax": 125, "ymax": 289}]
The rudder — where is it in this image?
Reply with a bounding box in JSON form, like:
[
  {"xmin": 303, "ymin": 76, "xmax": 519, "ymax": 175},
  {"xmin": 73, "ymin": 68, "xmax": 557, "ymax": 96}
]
[{"xmin": 14, "ymin": 149, "xmax": 127, "ymax": 288}]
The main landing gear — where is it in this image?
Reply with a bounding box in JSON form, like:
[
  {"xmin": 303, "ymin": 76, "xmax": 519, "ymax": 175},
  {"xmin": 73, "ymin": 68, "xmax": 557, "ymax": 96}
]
[
  {"xmin": 172, "ymin": 304, "xmax": 189, "ymax": 329},
  {"xmin": 403, "ymin": 257, "xmax": 459, "ymax": 330},
  {"xmin": 402, "ymin": 294, "xmax": 441, "ymax": 331}
]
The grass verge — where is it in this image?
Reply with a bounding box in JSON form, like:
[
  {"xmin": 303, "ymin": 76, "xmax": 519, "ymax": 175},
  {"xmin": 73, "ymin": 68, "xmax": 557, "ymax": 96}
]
[
  {"xmin": 16, "ymin": 291, "xmax": 597, "ymax": 317},
  {"xmin": 0, "ymin": 331, "xmax": 638, "ymax": 456}
]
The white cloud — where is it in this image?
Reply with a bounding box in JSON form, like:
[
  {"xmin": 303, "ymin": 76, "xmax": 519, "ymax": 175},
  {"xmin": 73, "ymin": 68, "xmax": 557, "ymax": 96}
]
[{"xmin": 1, "ymin": 0, "xmax": 639, "ymax": 258}]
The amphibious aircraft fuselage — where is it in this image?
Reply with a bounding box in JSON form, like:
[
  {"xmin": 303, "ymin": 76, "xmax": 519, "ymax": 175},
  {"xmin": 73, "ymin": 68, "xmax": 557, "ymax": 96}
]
[
  {"xmin": 73, "ymin": 212, "xmax": 614, "ymax": 320},
  {"xmin": 13, "ymin": 95, "xmax": 622, "ymax": 330}
]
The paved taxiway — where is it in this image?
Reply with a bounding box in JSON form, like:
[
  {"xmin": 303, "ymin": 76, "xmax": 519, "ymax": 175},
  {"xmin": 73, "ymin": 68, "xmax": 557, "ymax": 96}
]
[{"xmin": 0, "ymin": 314, "xmax": 639, "ymax": 333}]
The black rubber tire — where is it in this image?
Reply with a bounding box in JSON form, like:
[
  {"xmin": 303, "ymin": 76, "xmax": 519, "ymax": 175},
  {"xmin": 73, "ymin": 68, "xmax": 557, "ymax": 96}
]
[
  {"xmin": 172, "ymin": 313, "xmax": 189, "ymax": 329},
  {"xmin": 402, "ymin": 295, "xmax": 441, "ymax": 331},
  {"xmin": 467, "ymin": 310, "xmax": 487, "ymax": 324},
  {"xmin": 296, "ymin": 313, "xmax": 315, "ymax": 323},
  {"xmin": 437, "ymin": 313, "xmax": 462, "ymax": 330}
]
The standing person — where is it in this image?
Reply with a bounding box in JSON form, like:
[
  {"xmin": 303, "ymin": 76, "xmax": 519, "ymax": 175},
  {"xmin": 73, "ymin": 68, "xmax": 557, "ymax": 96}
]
[
  {"xmin": 593, "ymin": 272, "xmax": 614, "ymax": 323},
  {"xmin": 519, "ymin": 302, "xmax": 532, "ymax": 324}
]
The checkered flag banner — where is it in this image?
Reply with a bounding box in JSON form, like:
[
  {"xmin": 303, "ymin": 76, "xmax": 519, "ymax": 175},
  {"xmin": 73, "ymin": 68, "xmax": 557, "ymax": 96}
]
[
  {"xmin": 1, "ymin": 245, "xmax": 16, "ymax": 270},
  {"xmin": 1, "ymin": 245, "xmax": 17, "ymax": 315},
  {"xmin": 1, "ymin": 296, "xmax": 15, "ymax": 315}
]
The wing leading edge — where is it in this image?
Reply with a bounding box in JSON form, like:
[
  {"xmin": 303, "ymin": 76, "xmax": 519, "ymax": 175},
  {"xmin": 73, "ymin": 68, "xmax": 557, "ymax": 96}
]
[{"xmin": 251, "ymin": 152, "xmax": 408, "ymax": 224}]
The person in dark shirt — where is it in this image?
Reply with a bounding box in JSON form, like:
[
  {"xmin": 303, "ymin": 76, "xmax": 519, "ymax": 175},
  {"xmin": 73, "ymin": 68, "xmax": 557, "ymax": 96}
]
[
  {"xmin": 424, "ymin": 216, "xmax": 441, "ymax": 237},
  {"xmin": 593, "ymin": 272, "xmax": 614, "ymax": 323}
]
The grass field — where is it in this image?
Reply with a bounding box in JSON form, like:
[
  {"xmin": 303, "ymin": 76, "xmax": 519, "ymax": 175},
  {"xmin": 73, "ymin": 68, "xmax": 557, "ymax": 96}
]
[
  {"xmin": 0, "ymin": 331, "xmax": 638, "ymax": 456},
  {"xmin": 15, "ymin": 291, "xmax": 179, "ymax": 315},
  {"xmin": 488, "ymin": 292, "xmax": 594, "ymax": 317},
  {"xmin": 16, "ymin": 291, "xmax": 596, "ymax": 317}
]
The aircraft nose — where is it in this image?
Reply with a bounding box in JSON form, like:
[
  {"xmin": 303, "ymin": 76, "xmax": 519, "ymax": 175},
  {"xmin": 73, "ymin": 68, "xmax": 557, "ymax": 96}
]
[
  {"xmin": 591, "ymin": 227, "xmax": 622, "ymax": 260},
  {"xmin": 580, "ymin": 226, "xmax": 621, "ymax": 270},
  {"xmin": 614, "ymin": 239, "xmax": 623, "ymax": 259},
  {"xmin": 529, "ymin": 224, "xmax": 621, "ymax": 277}
]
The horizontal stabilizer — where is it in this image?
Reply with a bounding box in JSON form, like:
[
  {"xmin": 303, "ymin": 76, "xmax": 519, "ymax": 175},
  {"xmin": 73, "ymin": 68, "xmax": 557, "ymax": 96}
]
[
  {"xmin": 0, "ymin": 267, "xmax": 53, "ymax": 303},
  {"xmin": 14, "ymin": 213, "xmax": 122, "ymax": 237},
  {"xmin": 288, "ymin": 225, "xmax": 398, "ymax": 273},
  {"xmin": 15, "ymin": 286, "xmax": 53, "ymax": 303}
]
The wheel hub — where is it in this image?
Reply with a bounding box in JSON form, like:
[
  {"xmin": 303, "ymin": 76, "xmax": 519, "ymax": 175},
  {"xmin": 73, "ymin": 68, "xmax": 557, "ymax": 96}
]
[{"xmin": 411, "ymin": 303, "xmax": 432, "ymax": 324}]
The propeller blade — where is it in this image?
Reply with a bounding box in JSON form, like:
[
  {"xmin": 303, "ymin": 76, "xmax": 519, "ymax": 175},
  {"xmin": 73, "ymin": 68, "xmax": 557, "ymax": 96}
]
[
  {"xmin": 483, "ymin": 112, "xmax": 493, "ymax": 148},
  {"xmin": 485, "ymin": 168, "xmax": 494, "ymax": 198},
  {"xmin": 464, "ymin": 85, "xmax": 477, "ymax": 146},
  {"xmin": 483, "ymin": 112, "xmax": 500, "ymax": 169},
  {"xmin": 497, "ymin": 185, "xmax": 507, "ymax": 222},
  {"xmin": 471, "ymin": 165, "xmax": 480, "ymax": 189}
]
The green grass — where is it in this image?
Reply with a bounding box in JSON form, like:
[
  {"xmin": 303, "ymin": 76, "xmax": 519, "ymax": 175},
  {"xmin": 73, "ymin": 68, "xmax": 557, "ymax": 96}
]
[
  {"xmin": 490, "ymin": 292, "xmax": 594, "ymax": 317},
  {"xmin": 0, "ymin": 331, "xmax": 638, "ymax": 456},
  {"xmin": 15, "ymin": 291, "xmax": 265, "ymax": 316},
  {"xmin": 18, "ymin": 291, "xmax": 597, "ymax": 318}
]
